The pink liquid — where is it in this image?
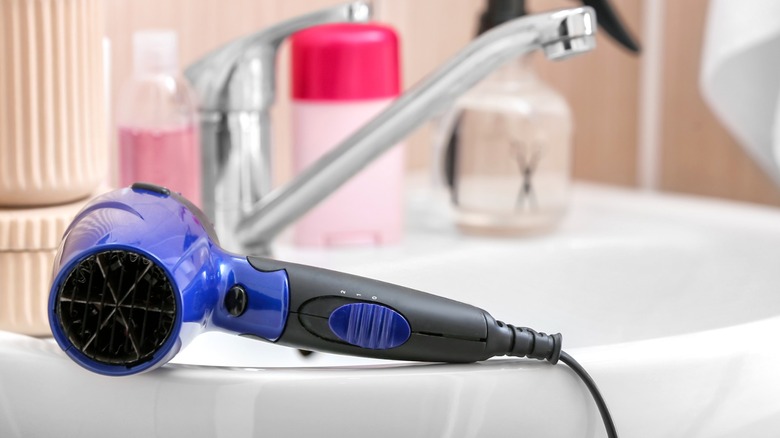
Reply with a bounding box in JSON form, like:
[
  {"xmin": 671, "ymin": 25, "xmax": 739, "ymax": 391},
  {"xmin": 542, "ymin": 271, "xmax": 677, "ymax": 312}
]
[{"xmin": 118, "ymin": 124, "xmax": 201, "ymax": 206}]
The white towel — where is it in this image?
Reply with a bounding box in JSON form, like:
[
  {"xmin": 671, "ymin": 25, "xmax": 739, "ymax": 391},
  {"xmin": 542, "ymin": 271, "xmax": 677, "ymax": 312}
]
[{"xmin": 700, "ymin": 0, "xmax": 780, "ymax": 186}]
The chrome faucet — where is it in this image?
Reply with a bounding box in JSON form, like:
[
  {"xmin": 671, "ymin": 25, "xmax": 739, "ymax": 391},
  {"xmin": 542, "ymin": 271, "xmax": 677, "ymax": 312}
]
[
  {"xmin": 235, "ymin": 6, "xmax": 597, "ymax": 250},
  {"xmin": 188, "ymin": 4, "xmax": 597, "ymax": 253},
  {"xmin": 185, "ymin": 2, "xmax": 372, "ymax": 252}
]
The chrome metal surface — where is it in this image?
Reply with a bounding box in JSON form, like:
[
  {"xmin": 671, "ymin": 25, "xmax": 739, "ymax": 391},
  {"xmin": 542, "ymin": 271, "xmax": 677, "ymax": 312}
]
[
  {"xmin": 184, "ymin": 2, "xmax": 372, "ymax": 251},
  {"xmin": 185, "ymin": 1, "xmax": 371, "ymax": 112},
  {"xmin": 186, "ymin": 4, "xmax": 596, "ymax": 252},
  {"xmin": 236, "ymin": 7, "xmax": 597, "ymax": 250}
]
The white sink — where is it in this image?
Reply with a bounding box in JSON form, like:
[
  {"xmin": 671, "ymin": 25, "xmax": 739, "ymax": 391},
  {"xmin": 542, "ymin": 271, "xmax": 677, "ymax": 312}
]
[{"xmin": 2, "ymin": 183, "xmax": 780, "ymax": 437}]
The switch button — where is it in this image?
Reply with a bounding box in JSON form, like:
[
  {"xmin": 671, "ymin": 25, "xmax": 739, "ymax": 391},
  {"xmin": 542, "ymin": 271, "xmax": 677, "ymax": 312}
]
[{"xmin": 328, "ymin": 303, "xmax": 410, "ymax": 350}]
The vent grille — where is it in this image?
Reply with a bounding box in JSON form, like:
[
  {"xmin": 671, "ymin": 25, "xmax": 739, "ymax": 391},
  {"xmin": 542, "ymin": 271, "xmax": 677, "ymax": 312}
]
[{"xmin": 55, "ymin": 250, "xmax": 176, "ymax": 367}]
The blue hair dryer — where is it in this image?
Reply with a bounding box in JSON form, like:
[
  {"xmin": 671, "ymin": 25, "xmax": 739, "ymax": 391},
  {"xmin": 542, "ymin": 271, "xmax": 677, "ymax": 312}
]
[
  {"xmin": 48, "ymin": 183, "xmax": 619, "ymax": 437},
  {"xmin": 48, "ymin": 183, "xmax": 561, "ymax": 376}
]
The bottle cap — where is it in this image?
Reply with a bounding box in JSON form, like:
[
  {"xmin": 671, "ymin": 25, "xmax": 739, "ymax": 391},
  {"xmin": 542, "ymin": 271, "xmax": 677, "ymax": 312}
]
[
  {"xmin": 291, "ymin": 23, "xmax": 401, "ymax": 101},
  {"xmin": 133, "ymin": 30, "xmax": 179, "ymax": 76}
]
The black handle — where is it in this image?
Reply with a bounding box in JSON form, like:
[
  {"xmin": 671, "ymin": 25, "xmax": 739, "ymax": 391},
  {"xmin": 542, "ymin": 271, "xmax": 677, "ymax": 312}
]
[
  {"xmin": 246, "ymin": 258, "xmax": 601, "ymax": 434},
  {"xmin": 247, "ymin": 257, "xmax": 523, "ymax": 363}
]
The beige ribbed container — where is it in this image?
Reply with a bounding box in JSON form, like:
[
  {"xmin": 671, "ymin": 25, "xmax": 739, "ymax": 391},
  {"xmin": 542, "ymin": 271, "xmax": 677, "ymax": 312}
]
[
  {"xmin": 0, "ymin": 0, "xmax": 106, "ymax": 206},
  {"xmin": 0, "ymin": 193, "xmax": 100, "ymax": 336}
]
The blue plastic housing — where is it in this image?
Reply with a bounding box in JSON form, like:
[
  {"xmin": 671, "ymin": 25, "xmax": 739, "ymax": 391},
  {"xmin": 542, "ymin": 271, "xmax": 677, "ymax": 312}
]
[{"xmin": 48, "ymin": 185, "xmax": 289, "ymax": 376}]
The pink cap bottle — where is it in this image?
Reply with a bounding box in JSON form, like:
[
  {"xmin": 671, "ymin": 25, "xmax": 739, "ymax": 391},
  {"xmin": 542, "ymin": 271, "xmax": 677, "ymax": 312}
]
[{"xmin": 291, "ymin": 23, "xmax": 405, "ymax": 247}]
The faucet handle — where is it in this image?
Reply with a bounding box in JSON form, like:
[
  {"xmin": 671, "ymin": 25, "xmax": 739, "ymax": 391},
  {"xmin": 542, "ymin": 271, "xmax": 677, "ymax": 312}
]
[{"xmin": 185, "ymin": 1, "xmax": 372, "ymax": 112}]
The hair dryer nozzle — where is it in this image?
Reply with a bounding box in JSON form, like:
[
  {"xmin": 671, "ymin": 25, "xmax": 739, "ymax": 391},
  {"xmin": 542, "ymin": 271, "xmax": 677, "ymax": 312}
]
[
  {"xmin": 53, "ymin": 249, "xmax": 178, "ymax": 369},
  {"xmin": 49, "ymin": 183, "xmax": 290, "ymax": 376},
  {"xmin": 47, "ymin": 184, "xmax": 203, "ymax": 375}
]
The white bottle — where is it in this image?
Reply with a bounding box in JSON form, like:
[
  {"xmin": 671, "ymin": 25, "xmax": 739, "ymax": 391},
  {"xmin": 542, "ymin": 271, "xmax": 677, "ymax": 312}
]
[{"xmin": 290, "ymin": 23, "xmax": 405, "ymax": 247}]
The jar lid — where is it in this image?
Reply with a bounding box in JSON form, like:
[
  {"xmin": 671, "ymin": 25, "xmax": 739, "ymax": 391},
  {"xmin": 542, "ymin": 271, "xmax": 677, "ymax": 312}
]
[{"xmin": 291, "ymin": 23, "xmax": 401, "ymax": 101}]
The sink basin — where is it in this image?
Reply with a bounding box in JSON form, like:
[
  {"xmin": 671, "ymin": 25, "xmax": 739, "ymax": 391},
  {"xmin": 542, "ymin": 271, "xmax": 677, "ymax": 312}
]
[{"xmin": 2, "ymin": 183, "xmax": 780, "ymax": 437}]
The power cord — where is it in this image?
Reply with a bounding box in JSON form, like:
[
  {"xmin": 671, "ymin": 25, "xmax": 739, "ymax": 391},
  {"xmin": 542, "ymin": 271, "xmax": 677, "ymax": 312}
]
[
  {"xmin": 559, "ymin": 351, "xmax": 618, "ymax": 438},
  {"xmin": 501, "ymin": 323, "xmax": 618, "ymax": 438}
]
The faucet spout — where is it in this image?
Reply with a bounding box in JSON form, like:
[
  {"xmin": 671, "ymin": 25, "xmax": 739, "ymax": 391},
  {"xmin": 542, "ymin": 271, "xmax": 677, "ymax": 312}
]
[{"xmin": 236, "ymin": 7, "xmax": 597, "ymax": 250}]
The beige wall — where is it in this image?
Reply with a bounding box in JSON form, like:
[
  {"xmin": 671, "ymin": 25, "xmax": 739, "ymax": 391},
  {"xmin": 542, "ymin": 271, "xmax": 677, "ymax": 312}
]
[
  {"xmin": 104, "ymin": 0, "xmax": 780, "ymax": 206},
  {"xmin": 659, "ymin": 0, "xmax": 780, "ymax": 205}
]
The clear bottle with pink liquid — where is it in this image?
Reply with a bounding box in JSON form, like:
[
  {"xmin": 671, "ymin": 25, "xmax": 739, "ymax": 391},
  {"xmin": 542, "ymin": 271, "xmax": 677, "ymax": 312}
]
[{"xmin": 117, "ymin": 30, "xmax": 201, "ymax": 205}]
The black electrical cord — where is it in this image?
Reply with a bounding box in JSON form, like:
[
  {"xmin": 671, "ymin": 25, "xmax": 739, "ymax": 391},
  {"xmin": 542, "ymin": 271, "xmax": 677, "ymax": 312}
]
[
  {"xmin": 558, "ymin": 351, "xmax": 618, "ymax": 438},
  {"xmin": 503, "ymin": 325, "xmax": 617, "ymax": 437},
  {"xmin": 302, "ymin": 322, "xmax": 618, "ymax": 437}
]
